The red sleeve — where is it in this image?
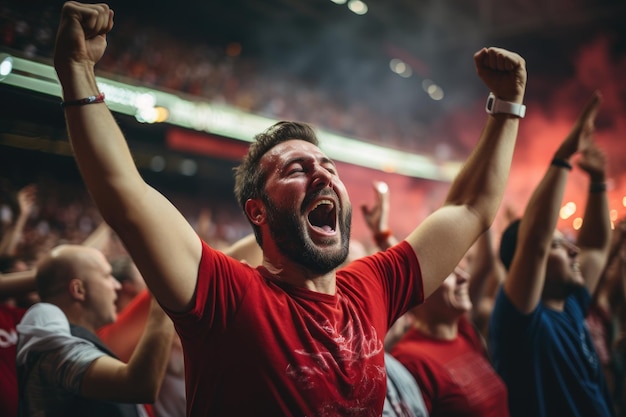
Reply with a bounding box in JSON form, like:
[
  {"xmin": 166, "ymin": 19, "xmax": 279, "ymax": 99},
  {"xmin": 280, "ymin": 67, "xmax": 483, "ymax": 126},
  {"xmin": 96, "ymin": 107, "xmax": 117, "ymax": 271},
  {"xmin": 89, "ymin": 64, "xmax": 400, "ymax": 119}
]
[
  {"xmin": 166, "ymin": 239, "xmax": 259, "ymax": 340},
  {"xmin": 340, "ymin": 240, "xmax": 423, "ymax": 326}
]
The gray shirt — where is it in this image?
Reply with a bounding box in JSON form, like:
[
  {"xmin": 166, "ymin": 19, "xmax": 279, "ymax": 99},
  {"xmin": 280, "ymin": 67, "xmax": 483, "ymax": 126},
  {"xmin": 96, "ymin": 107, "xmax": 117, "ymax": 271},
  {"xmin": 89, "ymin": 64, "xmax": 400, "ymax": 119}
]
[
  {"xmin": 16, "ymin": 303, "xmax": 146, "ymax": 417},
  {"xmin": 384, "ymin": 352, "xmax": 429, "ymax": 417}
]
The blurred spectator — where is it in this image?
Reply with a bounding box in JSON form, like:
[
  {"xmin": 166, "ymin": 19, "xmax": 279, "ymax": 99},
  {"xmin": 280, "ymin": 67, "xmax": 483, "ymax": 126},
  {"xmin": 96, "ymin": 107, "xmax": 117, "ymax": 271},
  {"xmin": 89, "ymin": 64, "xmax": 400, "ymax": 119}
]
[
  {"xmin": 490, "ymin": 93, "xmax": 614, "ymax": 417},
  {"xmin": 16, "ymin": 244, "xmax": 174, "ymax": 416},
  {"xmin": 587, "ymin": 217, "xmax": 626, "ymax": 415}
]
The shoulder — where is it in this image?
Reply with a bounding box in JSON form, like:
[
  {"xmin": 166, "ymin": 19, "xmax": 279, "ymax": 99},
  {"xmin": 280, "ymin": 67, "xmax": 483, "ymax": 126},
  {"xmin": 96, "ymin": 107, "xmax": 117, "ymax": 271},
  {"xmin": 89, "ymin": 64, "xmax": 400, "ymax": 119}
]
[
  {"xmin": 340, "ymin": 241, "xmax": 420, "ymax": 283},
  {"xmin": 16, "ymin": 303, "xmax": 91, "ymax": 365},
  {"xmin": 567, "ymin": 286, "xmax": 592, "ymax": 311},
  {"xmin": 199, "ymin": 239, "xmax": 259, "ymax": 276},
  {"xmin": 20, "ymin": 303, "xmax": 69, "ymax": 330},
  {"xmin": 391, "ymin": 331, "xmax": 438, "ymax": 362}
]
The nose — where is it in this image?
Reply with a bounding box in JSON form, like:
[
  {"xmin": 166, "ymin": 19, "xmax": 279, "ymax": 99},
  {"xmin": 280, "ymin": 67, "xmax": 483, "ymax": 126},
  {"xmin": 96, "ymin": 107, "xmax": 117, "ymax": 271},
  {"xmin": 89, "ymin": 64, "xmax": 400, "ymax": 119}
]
[
  {"xmin": 563, "ymin": 240, "xmax": 580, "ymax": 257},
  {"xmin": 112, "ymin": 277, "xmax": 122, "ymax": 291},
  {"xmin": 311, "ymin": 164, "xmax": 333, "ymax": 190},
  {"xmin": 454, "ymin": 266, "xmax": 470, "ymax": 284}
]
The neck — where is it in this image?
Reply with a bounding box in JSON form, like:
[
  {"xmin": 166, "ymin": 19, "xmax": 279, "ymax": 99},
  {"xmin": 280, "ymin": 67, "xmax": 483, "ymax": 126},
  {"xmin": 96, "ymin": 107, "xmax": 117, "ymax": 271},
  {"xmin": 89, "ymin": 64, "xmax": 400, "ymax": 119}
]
[
  {"xmin": 263, "ymin": 258, "xmax": 337, "ymax": 295},
  {"xmin": 542, "ymin": 297, "xmax": 566, "ymax": 312},
  {"xmin": 412, "ymin": 312, "xmax": 459, "ymax": 340},
  {"xmin": 62, "ymin": 303, "xmax": 98, "ymax": 334}
]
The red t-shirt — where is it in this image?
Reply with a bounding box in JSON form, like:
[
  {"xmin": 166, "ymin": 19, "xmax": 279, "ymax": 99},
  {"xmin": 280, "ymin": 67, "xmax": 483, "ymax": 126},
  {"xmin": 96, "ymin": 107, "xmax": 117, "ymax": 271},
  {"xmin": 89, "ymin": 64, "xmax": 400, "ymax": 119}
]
[
  {"xmin": 586, "ymin": 302, "xmax": 612, "ymax": 366},
  {"xmin": 168, "ymin": 240, "xmax": 423, "ymax": 417},
  {"xmin": 0, "ymin": 304, "xmax": 26, "ymax": 417},
  {"xmin": 391, "ymin": 316, "xmax": 509, "ymax": 417}
]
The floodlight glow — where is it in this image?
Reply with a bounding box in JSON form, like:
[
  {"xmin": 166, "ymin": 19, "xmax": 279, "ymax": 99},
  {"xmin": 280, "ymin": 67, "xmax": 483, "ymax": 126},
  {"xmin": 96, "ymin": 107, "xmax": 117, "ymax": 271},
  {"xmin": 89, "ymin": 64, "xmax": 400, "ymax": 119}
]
[
  {"xmin": 180, "ymin": 159, "xmax": 198, "ymax": 176},
  {"xmin": 428, "ymin": 85, "xmax": 444, "ymax": 101},
  {"xmin": 389, "ymin": 59, "xmax": 412, "ymax": 78},
  {"xmin": 136, "ymin": 107, "xmax": 158, "ymax": 123},
  {"xmin": 330, "ymin": 0, "xmax": 347, "ymax": 4},
  {"xmin": 559, "ymin": 202, "xmax": 576, "ymax": 219},
  {"xmin": 399, "ymin": 66, "xmax": 412, "ymax": 78},
  {"xmin": 136, "ymin": 92, "xmax": 156, "ymax": 108},
  {"xmin": 150, "ymin": 156, "xmax": 166, "ymax": 172},
  {"xmin": 376, "ymin": 182, "xmax": 389, "ymax": 193},
  {"xmin": 153, "ymin": 106, "xmax": 169, "ymax": 123},
  {"xmin": 0, "ymin": 54, "xmax": 13, "ymax": 80},
  {"xmin": 573, "ymin": 217, "xmax": 583, "ymax": 230},
  {"xmin": 348, "ymin": 0, "xmax": 368, "ymax": 15},
  {"xmin": 0, "ymin": 52, "xmax": 465, "ymax": 182},
  {"xmin": 390, "ymin": 59, "xmax": 404, "ymax": 74}
]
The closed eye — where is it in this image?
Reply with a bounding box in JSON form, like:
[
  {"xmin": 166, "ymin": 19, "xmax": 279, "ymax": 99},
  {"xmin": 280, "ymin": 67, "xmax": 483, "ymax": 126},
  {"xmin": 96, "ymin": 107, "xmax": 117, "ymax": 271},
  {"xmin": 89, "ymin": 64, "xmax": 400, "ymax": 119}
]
[
  {"xmin": 287, "ymin": 168, "xmax": 305, "ymax": 176},
  {"xmin": 283, "ymin": 160, "xmax": 305, "ymax": 176}
]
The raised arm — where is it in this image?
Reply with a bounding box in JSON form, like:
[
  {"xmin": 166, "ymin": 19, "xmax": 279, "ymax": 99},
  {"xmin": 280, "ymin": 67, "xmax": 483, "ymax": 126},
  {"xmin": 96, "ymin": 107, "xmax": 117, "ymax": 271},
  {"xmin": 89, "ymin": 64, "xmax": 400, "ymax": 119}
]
[
  {"xmin": 0, "ymin": 184, "xmax": 36, "ymax": 257},
  {"xmin": 504, "ymin": 92, "xmax": 602, "ymax": 313},
  {"xmin": 361, "ymin": 181, "xmax": 399, "ymax": 250},
  {"xmin": 81, "ymin": 295, "xmax": 174, "ymax": 403},
  {"xmin": 576, "ymin": 145, "xmax": 611, "ymax": 294},
  {"xmin": 81, "ymin": 221, "xmax": 113, "ymax": 254},
  {"xmin": 407, "ymin": 47, "xmax": 526, "ymax": 298},
  {"xmin": 592, "ymin": 218, "xmax": 626, "ymax": 311},
  {"xmin": 53, "ymin": 2, "xmax": 201, "ymax": 312},
  {"xmin": 467, "ymin": 228, "xmax": 497, "ymax": 309},
  {"xmin": 0, "ymin": 269, "xmax": 37, "ymax": 297}
]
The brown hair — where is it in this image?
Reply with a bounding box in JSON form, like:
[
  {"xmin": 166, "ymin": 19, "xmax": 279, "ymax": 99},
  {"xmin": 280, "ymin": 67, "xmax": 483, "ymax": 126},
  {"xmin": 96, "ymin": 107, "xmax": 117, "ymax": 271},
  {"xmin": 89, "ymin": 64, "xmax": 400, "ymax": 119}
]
[{"xmin": 233, "ymin": 121, "xmax": 319, "ymax": 245}]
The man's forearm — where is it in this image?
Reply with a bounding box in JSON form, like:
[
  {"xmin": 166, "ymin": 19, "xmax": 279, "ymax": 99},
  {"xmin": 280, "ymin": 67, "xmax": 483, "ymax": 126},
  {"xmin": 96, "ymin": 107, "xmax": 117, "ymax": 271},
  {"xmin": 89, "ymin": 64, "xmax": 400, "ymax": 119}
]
[
  {"xmin": 0, "ymin": 269, "xmax": 37, "ymax": 296},
  {"xmin": 124, "ymin": 297, "xmax": 174, "ymax": 401},
  {"xmin": 578, "ymin": 188, "xmax": 610, "ymax": 251},
  {"xmin": 445, "ymin": 115, "xmax": 520, "ymax": 229},
  {"xmin": 60, "ymin": 66, "xmax": 146, "ymax": 222},
  {"xmin": 520, "ymin": 165, "xmax": 570, "ymax": 245}
]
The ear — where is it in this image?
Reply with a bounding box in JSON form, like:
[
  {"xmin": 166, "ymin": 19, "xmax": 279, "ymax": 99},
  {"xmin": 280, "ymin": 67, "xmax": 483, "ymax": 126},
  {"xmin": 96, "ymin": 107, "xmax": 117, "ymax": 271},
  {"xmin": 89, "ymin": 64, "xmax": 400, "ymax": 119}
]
[
  {"xmin": 245, "ymin": 199, "xmax": 266, "ymax": 226},
  {"xmin": 68, "ymin": 278, "xmax": 86, "ymax": 301}
]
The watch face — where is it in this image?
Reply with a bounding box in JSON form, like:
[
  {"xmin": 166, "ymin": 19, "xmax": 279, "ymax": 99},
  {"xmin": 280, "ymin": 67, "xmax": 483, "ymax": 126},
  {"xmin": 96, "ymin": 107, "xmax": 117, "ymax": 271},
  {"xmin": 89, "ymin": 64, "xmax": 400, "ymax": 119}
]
[{"xmin": 486, "ymin": 95, "xmax": 495, "ymax": 112}]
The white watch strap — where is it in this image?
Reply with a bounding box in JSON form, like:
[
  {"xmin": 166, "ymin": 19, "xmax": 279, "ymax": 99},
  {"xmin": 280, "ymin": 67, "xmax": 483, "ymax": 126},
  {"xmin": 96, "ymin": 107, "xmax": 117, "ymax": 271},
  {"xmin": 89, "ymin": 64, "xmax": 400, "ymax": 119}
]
[{"xmin": 485, "ymin": 92, "xmax": 526, "ymax": 118}]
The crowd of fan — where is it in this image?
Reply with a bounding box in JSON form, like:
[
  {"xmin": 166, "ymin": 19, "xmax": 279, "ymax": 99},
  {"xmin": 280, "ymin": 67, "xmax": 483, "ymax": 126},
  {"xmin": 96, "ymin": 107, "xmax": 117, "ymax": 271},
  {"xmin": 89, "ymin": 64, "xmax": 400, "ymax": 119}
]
[
  {"xmin": 0, "ymin": 177, "xmax": 250, "ymax": 278},
  {"xmin": 0, "ymin": 0, "xmax": 466, "ymax": 161},
  {"xmin": 4, "ymin": 3, "xmax": 626, "ymax": 417}
]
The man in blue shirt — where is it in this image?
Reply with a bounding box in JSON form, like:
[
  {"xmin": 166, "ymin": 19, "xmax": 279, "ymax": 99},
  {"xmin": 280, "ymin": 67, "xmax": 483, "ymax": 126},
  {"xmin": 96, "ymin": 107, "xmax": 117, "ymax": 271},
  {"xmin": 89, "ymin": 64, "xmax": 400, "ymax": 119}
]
[{"xmin": 490, "ymin": 92, "xmax": 614, "ymax": 417}]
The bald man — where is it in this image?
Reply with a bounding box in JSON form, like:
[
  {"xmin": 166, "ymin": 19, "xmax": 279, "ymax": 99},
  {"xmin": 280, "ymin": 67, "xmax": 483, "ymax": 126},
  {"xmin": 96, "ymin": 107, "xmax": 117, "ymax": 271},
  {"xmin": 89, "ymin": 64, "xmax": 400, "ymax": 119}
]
[{"xmin": 16, "ymin": 245, "xmax": 174, "ymax": 417}]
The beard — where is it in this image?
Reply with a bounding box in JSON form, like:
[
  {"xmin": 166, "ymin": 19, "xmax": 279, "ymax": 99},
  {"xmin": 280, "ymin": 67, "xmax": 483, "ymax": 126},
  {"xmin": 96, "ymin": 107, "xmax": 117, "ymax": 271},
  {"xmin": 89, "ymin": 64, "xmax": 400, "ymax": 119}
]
[{"xmin": 263, "ymin": 191, "xmax": 351, "ymax": 274}]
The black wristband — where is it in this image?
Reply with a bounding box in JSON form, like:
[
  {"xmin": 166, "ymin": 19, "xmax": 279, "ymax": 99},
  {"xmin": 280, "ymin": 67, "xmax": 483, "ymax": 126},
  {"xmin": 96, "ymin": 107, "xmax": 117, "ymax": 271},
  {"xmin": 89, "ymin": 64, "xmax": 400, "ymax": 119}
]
[
  {"xmin": 590, "ymin": 182, "xmax": 607, "ymax": 193},
  {"xmin": 551, "ymin": 158, "xmax": 572, "ymax": 171}
]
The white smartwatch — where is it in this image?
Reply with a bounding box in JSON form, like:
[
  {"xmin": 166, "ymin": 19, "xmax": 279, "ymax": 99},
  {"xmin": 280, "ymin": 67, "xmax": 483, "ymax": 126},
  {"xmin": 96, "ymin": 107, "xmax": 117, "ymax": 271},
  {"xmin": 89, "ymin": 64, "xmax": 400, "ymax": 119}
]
[{"xmin": 485, "ymin": 92, "xmax": 526, "ymax": 118}]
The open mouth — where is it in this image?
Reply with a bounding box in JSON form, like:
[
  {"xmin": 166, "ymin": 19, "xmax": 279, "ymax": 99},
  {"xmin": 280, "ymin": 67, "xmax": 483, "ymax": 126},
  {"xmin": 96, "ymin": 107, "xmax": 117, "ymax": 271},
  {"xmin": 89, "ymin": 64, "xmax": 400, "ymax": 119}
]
[{"xmin": 307, "ymin": 199, "xmax": 337, "ymax": 233}]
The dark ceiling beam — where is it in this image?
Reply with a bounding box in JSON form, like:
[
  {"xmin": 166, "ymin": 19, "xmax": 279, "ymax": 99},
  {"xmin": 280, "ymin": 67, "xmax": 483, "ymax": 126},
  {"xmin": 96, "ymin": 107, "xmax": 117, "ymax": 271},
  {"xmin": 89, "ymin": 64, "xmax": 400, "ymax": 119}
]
[
  {"xmin": 486, "ymin": 2, "xmax": 626, "ymax": 38},
  {"xmin": 270, "ymin": 0, "xmax": 330, "ymax": 19},
  {"xmin": 421, "ymin": 1, "xmax": 626, "ymax": 50}
]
